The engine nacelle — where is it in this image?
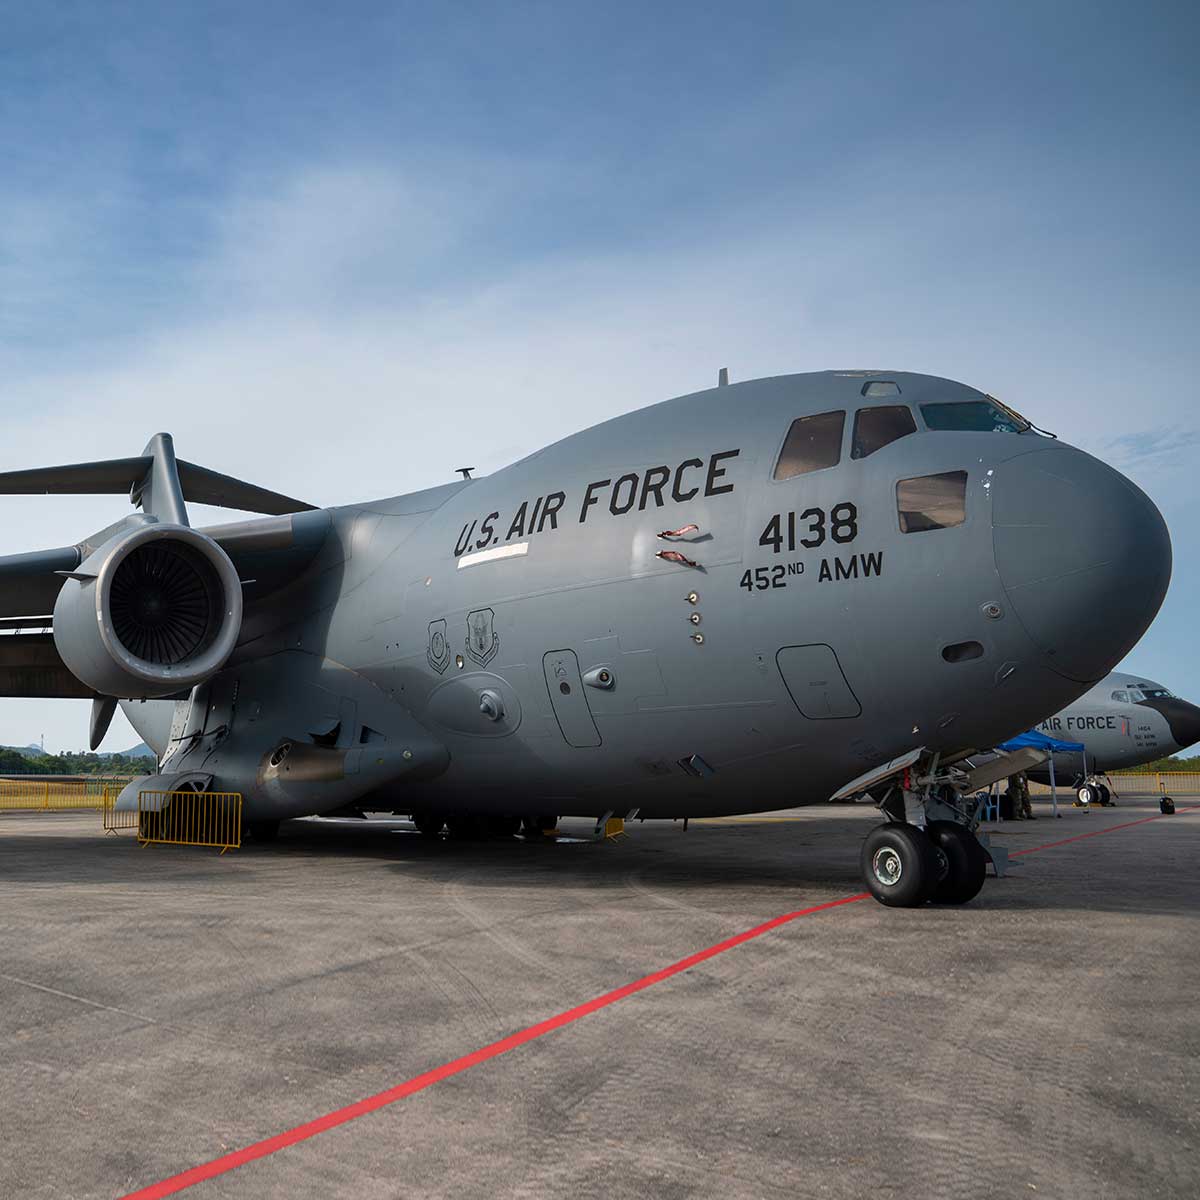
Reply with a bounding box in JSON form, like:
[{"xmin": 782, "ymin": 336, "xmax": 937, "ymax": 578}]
[{"xmin": 53, "ymin": 523, "xmax": 243, "ymax": 699}]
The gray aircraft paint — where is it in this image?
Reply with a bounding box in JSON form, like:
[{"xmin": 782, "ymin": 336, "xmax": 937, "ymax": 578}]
[
  {"xmin": 0, "ymin": 370, "xmax": 1173, "ymax": 823},
  {"xmin": 1030, "ymin": 670, "xmax": 1200, "ymax": 782}
]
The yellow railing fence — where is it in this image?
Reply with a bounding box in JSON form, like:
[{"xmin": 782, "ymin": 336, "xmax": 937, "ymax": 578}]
[
  {"xmin": 0, "ymin": 777, "xmax": 121, "ymax": 811},
  {"xmin": 1028, "ymin": 773, "xmax": 1200, "ymax": 796},
  {"xmin": 101, "ymin": 785, "xmax": 138, "ymax": 833},
  {"xmin": 137, "ymin": 790, "xmax": 242, "ymax": 852}
]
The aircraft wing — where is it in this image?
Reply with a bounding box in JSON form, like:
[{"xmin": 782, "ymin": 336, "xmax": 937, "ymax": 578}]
[{"xmin": 0, "ymin": 456, "xmax": 316, "ymax": 515}]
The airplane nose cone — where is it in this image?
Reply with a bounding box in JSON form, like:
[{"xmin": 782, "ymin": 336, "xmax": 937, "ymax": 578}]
[
  {"xmin": 1139, "ymin": 697, "xmax": 1200, "ymax": 753},
  {"xmin": 1170, "ymin": 702, "xmax": 1200, "ymax": 752},
  {"xmin": 991, "ymin": 445, "xmax": 1171, "ymax": 682}
]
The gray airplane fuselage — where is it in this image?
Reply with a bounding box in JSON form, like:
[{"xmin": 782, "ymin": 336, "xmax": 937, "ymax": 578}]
[
  {"xmin": 1032, "ymin": 671, "xmax": 1200, "ymax": 782},
  {"xmin": 121, "ymin": 370, "xmax": 1171, "ymax": 821}
]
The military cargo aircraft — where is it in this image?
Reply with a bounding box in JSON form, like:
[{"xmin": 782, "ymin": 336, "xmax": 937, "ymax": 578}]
[
  {"xmin": 1032, "ymin": 671, "xmax": 1200, "ymax": 804},
  {"xmin": 0, "ymin": 370, "xmax": 1172, "ymax": 906}
]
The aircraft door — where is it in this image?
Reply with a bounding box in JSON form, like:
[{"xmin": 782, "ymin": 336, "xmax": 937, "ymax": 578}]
[
  {"xmin": 776, "ymin": 644, "xmax": 862, "ymax": 719},
  {"xmin": 543, "ymin": 650, "xmax": 601, "ymax": 747}
]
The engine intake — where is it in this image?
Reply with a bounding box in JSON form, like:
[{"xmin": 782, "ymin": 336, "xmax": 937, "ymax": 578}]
[{"xmin": 53, "ymin": 523, "xmax": 242, "ymax": 698}]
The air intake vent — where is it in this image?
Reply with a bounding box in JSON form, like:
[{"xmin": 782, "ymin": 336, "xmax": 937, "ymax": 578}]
[{"xmin": 109, "ymin": 542, "xmax": 224, "ymax": 665}]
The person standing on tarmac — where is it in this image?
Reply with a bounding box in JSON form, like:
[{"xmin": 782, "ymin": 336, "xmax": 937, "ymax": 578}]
[{"xmin": 1007, "ymin": 771, "xmax": 1035, "ymax": 820}]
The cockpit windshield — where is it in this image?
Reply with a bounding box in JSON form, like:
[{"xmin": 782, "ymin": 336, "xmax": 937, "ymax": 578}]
[
  {"xmin": 1132, "ymin": 687, "xmax": 1174, "ymax": 700},
  {"xmin": 921, "ymin": 399, "xmax": 1029, "ymax": 434}
]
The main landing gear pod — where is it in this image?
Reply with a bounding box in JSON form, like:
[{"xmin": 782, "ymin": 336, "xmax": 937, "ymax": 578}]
[{"xmin": 834, "ymin": 747, "xmax": 1028, "ymax": 907}]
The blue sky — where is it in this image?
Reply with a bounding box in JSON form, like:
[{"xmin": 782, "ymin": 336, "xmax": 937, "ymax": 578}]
[{"xmin": 1, "ymin": 1, "xmax": 1197, "ymax": 750}]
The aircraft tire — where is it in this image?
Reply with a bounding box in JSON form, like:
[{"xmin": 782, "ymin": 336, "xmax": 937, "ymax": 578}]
[
  {"xmin": 1097, "ymin": 784, "xmax": 1111, "ymax": 806},
  {"xmin": 925, "ymin": 821, "xmax": 988, "ymax": 904},
  {"xmin": 1077, "ymin": 784, "xmax": 1096, "ymax": 805},
  {"xmin": 412, "ymin": 813, "xmax": 444, "ymax": 837},
  {"xmin": 860, "ymin": 823, "xmax": 938, "ymax": 908}
]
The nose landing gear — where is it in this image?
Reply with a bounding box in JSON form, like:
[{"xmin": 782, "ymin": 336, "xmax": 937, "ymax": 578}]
[
  {"xmin": 860, "ymin": 818, "xmax": 988, "ymax": 907},
  {"xmin": 840, "ymin": 750, "xmax": 995, "ymax": 907}
]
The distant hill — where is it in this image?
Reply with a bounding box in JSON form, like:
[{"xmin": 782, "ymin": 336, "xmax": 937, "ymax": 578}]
[
  {"xmin": 111, "ymin": 742, "xmax": 156, "ymax": 759},
  {"xmin": 0, "ymin": 742, "xmax": 156, "ymax": 778},
  {"xmin": 3, "ymin": 742, "xmax": 155, "ymax": 760}
]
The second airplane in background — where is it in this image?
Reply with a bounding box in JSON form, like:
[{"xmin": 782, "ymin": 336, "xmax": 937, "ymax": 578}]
[{"xmin": 1032, "ymin": 671, "xmax": 1200, "ymax": 804}]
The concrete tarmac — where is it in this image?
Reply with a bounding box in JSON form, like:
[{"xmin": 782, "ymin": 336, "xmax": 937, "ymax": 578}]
[{"xmin": 0, "ymin": 796, "xmax": 1196, "ymax": 1199}]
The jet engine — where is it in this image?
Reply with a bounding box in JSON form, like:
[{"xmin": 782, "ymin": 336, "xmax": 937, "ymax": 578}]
[{"xmin": 53, "ymin": 523, "xmax": 243, "ymax": 699}]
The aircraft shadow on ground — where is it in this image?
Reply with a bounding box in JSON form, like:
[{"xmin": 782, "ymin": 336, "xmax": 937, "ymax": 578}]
[{"xmin": 1, "ymin": 806, "xmax": 1192, "ymax": 915}]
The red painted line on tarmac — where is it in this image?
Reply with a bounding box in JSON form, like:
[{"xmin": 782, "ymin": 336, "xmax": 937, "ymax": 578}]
[
  {"xmin": 121, "ymin": 803, "xmax": 1198, "ymax": 1199},
  {"xmin": 1008, "ymin": 805, "xmax": 1197, "ymax": 857},
  {"xmin": 118, "ymin": 893, "xmax": 868, "ymax": 1199}
]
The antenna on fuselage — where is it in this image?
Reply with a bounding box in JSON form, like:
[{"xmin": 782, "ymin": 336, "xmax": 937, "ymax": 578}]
[
  {"xmin": 718, "ymin": 367, "xmax": 729, "ymax": 387},
  {"xmin": 455, "ymin": 467, "xmax": 474, "ymax": 480}
]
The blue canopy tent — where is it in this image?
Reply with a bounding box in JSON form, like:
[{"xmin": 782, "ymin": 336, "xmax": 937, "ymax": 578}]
[{"xmin": 997, "ymin": 728, "xmax": 1086, "ymax": 816}]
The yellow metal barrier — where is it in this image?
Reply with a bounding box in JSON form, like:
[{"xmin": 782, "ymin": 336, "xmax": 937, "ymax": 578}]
[
  {"xmin": 101, "ymin": 785, "xmax": 138, "ymax": 834},
  {"xmin": 137, "ymin": 790, "xmax": 242, "ymax": 852},
  {"xmin": 0, "ymin": 777, "xmax": 119, "ymax": 811},
  {"xmin": 1028, "ymin": 773, "xmax": 1200, "ymax": 797},
  {"xmin": 1142, "ymin": 773, "xmax": 1200, "ymax": 795}
]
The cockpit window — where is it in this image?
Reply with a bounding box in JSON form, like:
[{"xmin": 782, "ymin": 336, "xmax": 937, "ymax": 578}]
[
  {"xmin": 1111, "ymin": 690, "xmax": 1130, "ymax": 703},
  {"xmin": 1139, "ymin": 687, "xmax": 1173, "ymax": 699},
  {"xmin": 921, "ymin": 400, "xmax": 1028, "ymax": 434},
  {"xmin": 773, "ymin": 410, "xmax": 845, "ymax": 480},
  {"xmin": 851, "ymin": 405, "xmax": 916, "ymax": 459},
  {"xmin": 897, "ymin": 471, "xmax": 967, "ymax": 533}
]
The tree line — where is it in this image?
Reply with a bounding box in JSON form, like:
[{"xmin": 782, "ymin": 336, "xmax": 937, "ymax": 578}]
[
  {"xmin": 1111, "ymin": 753, "xmax": 1200, "ymax": 773},
  {"xmin": 0, "ymin": 747, "xmax": 154, "ymax": 776}
]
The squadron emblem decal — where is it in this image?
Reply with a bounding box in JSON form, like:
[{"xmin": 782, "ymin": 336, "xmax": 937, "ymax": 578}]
[
  {"xmin": 465, "ymin": 608, "xmax": 499, "ymax": 667},
  {"xmin": 427, "ymin": 618, "xmax": 450, "ymax": 674}
]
